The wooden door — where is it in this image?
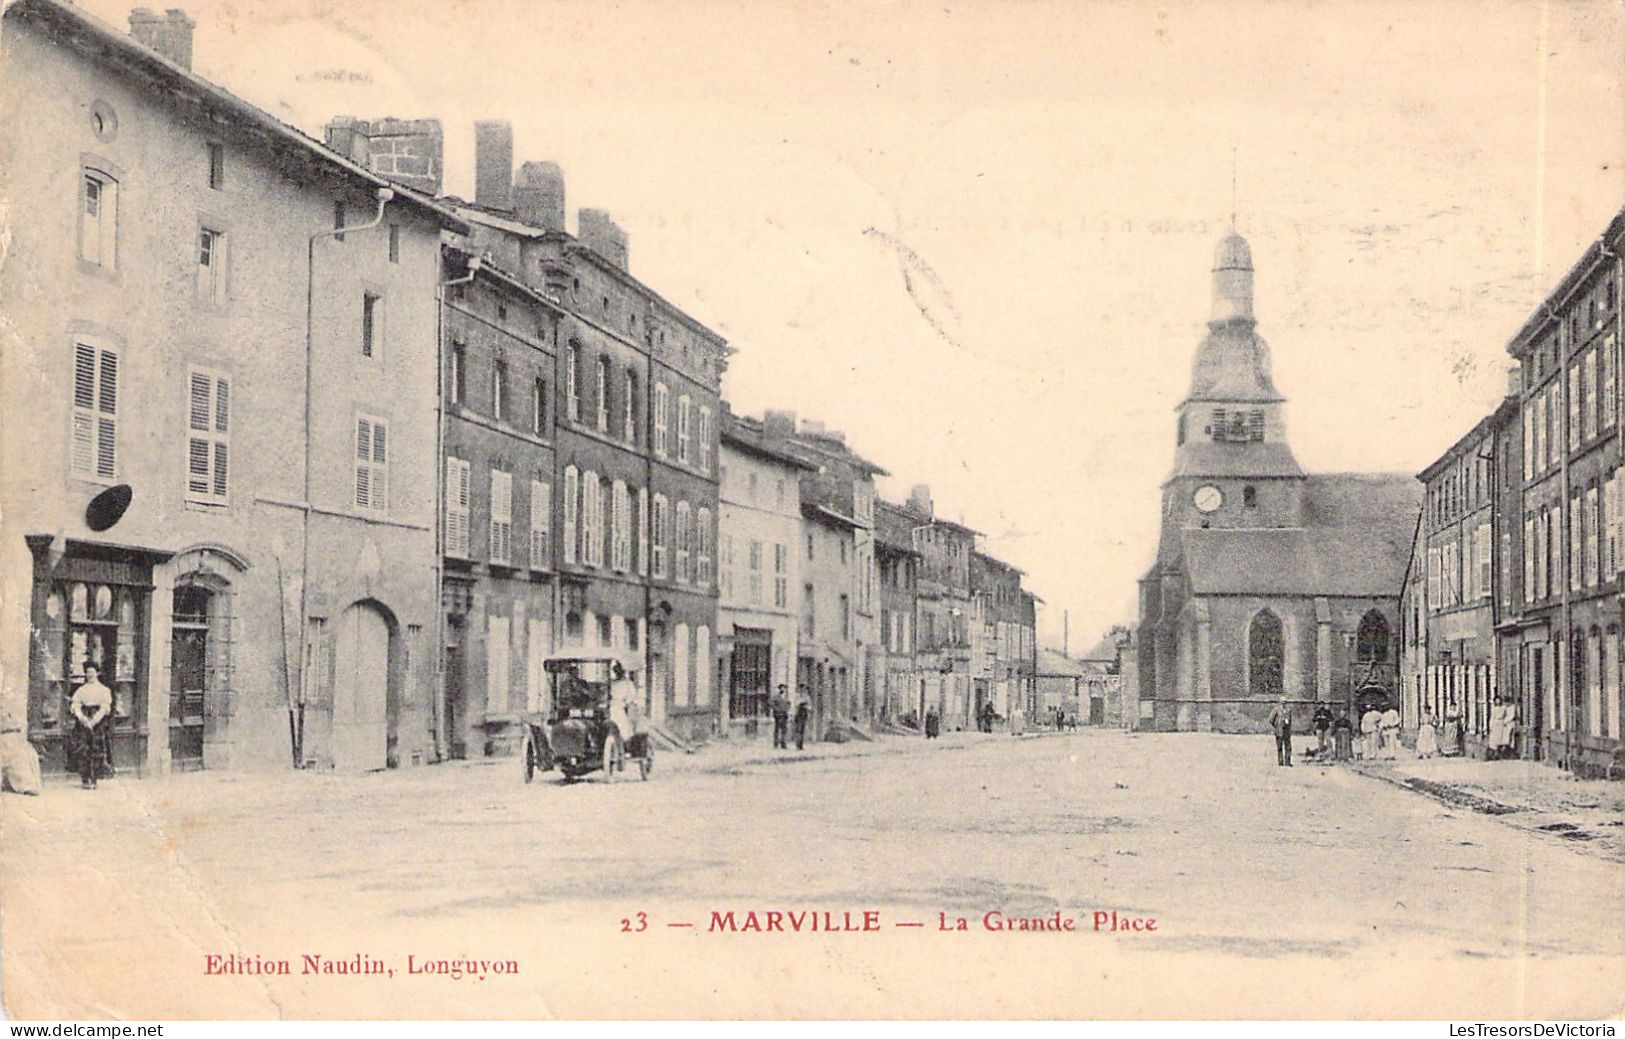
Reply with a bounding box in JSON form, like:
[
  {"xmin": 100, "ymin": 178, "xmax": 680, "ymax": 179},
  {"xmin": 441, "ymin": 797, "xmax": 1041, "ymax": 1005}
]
[{"xmin": 333, "ymin": 603, "xmax": 389, "ymax": 770}]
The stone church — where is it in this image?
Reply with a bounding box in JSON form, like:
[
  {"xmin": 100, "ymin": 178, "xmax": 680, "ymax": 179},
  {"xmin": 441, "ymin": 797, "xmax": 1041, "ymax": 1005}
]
[{"xmin": 1136, "ymin": 232, "xmax": 1421, "ymax": 732}]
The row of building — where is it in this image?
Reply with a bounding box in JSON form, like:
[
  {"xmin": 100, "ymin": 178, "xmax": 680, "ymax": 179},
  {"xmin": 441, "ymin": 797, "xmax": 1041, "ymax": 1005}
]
[
  {"xmin": 1402, "ymin": 205, "xmax": 1625, "ymax": 776},
  {"xmin": 0, "ymin": 0, "xmax": 1039, "ymax": 775}
]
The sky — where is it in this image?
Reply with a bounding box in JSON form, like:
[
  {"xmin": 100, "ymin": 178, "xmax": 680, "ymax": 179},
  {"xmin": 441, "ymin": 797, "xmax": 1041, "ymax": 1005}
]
[{"xmin": 74, "ymin": 0, "xmax": 1625, "ymax": 654}]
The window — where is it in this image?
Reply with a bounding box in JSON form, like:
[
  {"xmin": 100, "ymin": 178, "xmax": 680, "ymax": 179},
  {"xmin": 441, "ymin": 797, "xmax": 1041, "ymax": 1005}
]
[
  {"xmin": 1243, "ymin": 484, "xmax": 1257, "ymax": 508},
  {"xmin": 626, "ymin": 618, "xmax": 639, "ymax": 651},
  {"xmin": 677, "ymin": 395, "xmax": 692, "ymax": 463},
  {"xmin": 595, "ymin": 356, "xmax": 610, "ymax": 432},
  {"xmin": 748, "ymin": 540, "xmax": 763, "ymax": 605},
  {"xmin": 1585, "ymin": 486, "xmax": 1599, "ymax": 588},
  {"xmin": 598, "ymin": 614, "xmax": 614, "ymax": 647},
  {"xmin": 185, "ymin": 369, "xmax": 230, "ymax": 503},
  {"xmin": 333, "ymin": 201, "xmax": 346, "ymax": 240},
  {"xmin": 362, "ymin": 293, "xmax": 382, "ymax": 358},
  {"xmin": 696, "ymin": 508, "xmax": 713, "ymax": 585},
  {"xmin": 611, "ymin": 480, "xmax": 630, "ymax": 572},
  {"xmin": 803, "ymin": 583, "xmax": 815, "ymax": 637},
  {"xmin": 1606, "ymin": 335, "xmax": 1619, "ymax": 433},
  {"xmin": 71, "ymin": 342, "xmax": 118, "ymax": 479},
  {"xmin": 652, "ymin": 494, "xmax": 669, "ymax": 577},
  {"xmin": 197, "ymin": 228, "xmax": 227, "ymax": 304},
  {"xmin": 776, "ymin": 479, "xmax": 785, "ymax": 509},
  {"xmin": 1249, "ymin": 610, "xmax": 1284, "ymax": 698},
  {"xmin": 492, "ymin": 361, "xmax": 508, "ymax": 421},
  {"xmin": 1477, "ymin": 522, "xmax": 1492, "ymax": 599},
  {"xmin": 80, "ymin": 169, "xmax": 118, "ymax": 269},
  {"xmin": 354, "ymin": 416, "xmax": 388, "ymax": 511},
  {"xmin": 529, "ymin": 479, "xmax": 551, "ymax": 570},
  {"xmin": 676, "ymin": 500, "xmax": 691, "ymax": 582},
  {"xmin": 1571, "ymin": 495, "xmax": 1583, "ymax": 592},
  {"xmin": 774, "ymin": 543, "xmax": 788, "ymax": 608},
  {"xmin": 654, "ymin": 383, "xmax": 670, "ymax": 456},
  {"xmin": 807, "ymin": 533, "xmax": 815, "ymax": 561},
  {"xmin": 698, "ymin": 406, "xmax": 713, "ymax": 473},
  {"xmin": 487, "ymin": 614, "xmax": 510, "ymax": 716},
  {"xmin": 532, "ymin": 377, "xmax": 547, "ymax": 435},
  {"xmin": 582, "ymin": 471, "xmax": 602, "ymax": 567},
  {"xmin": 563, "ymin": 466, "xmax": 579, "ymax": 565},
  {"xmin": 566, "ymin": 343, "xmax": 581, "ymax": 422},
  {"xmin": 449, "ymin": 343, "xmax": 466, "ymax": 405},
  {"xmin": 445, "ymin": 457, "xmax": 471, "ymax": 557},
  {"xmin": 637, "ymin": 487, "xmax": 649, "ymax": 577},
  {"xmin": 1569, "ymin": 364, "xmax": 1581, "ymax": 455},
  {"xmin": 1583, "ymin": 349, "xmax": 1597, "ymax": 441},
  {"xmin": 840, "ymin": 593, "xmax": 850, "ymax": 639},
  {"xmin": 388, "ymin": 223, "xmax": 399, "ymax": 264},
  {"xmin": 623, "ymin": 371, "xmax": 637, "ymax": 443},
  {"xmin": 490, "ymin": 470, "xmax": 513, "ymax": 565},
  {"xmin": 208, "ymin": 143, "xmax": 224, "ymax": 189},
  {"xmin": 1426, "ymin": 546, "xmax": 1440, "ymax": 610}
]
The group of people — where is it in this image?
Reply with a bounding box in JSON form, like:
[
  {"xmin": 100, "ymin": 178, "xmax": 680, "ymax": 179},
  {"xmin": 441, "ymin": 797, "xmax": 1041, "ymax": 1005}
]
[
  {"xmin": 1267, "ymin": 697, "xmax": 1403, "ymax": 766},
  {"xmin": 769, "ymin": 685, "xmax": 812, "ymax": 751},
  {"xmin": 1414, "ymin": 696, "xmax": 1516, "ymax": 760}
]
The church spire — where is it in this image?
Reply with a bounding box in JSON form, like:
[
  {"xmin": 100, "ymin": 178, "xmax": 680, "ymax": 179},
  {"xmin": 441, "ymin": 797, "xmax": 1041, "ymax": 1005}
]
[{"xmin": 1210, "ymin": 231, "xmax": 1254, "ymax": 325}]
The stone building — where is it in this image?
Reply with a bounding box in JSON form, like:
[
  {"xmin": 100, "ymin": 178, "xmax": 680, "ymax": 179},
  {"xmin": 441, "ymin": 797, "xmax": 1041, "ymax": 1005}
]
[
  {"xmin": 716, "ymin": 409, "xmax": 814, "ymax": 737},
  {"xmin": 1136, "ymin": 231, "xmax": 1420, "ymax": 731},
  {"xmin": 436, "ymin": 247, "xmax": 560, "ymax": 760},
  {"xmin": 874, "ymin": 501, "xmax": 922, "ymax": 726},
  {"xmin": 799, "ymin": 500, "xmax": 860, "ymax": 738},
  {"xmin": 0, "ymin": 0, "xmax": 464, "ymax": 773},
  {"xmin": 1400, "ymin": 400, "xmax": 1514, "ymax": 756},
  {"xmin": 971, "ymin": 551, "xmax": 1031, "ymax": 725},
  {"xmin": 1502, "ymin": 204, "xmax": 1625, "ymax": 774},
  {"xmin": 333, "ymin": 119, "xmax": 731, "ymax": 743},
  {"xmin": 898, "ymin": 486, "xmax": 979, "ymax": 731}
]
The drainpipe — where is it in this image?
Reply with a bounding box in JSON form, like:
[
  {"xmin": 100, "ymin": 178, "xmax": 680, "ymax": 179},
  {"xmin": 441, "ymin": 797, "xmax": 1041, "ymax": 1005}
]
[
  {"xmin": 298, "ymin": 185, "xmax": 393, "ymax": 766},
  {"xmin": 1554, "ymin": 301, "xmax": 1574, "ymax": 774},
  {"xmin": 433, "ymin": 253, "xmax": 481, "ymax": 763}
]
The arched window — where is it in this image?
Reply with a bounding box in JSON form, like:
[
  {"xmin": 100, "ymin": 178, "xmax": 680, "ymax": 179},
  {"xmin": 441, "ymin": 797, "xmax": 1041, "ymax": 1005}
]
[
  {"xmin": 1249, "ymin": 610, "xmax": 1284, "ymax": 699},
  {"xmin": 1356, "ymin": 610, "xmax": 1390, "ymax": 663}
]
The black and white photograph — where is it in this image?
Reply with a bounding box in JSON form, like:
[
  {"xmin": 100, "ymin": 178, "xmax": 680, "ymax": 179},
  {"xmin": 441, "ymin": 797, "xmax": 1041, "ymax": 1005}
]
[{"xmin": 1, "ymin": 0, "xmax": 1622, "ymax": 1023}]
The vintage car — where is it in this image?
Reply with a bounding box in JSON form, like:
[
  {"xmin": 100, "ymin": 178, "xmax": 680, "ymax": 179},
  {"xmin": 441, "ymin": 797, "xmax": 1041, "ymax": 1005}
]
[{"xmin": 522, "ymin": 656, "xmax": 652, "ymax": 783}]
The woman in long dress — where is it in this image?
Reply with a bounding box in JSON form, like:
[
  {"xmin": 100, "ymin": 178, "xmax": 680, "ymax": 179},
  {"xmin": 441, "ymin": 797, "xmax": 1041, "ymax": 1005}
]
[
  {"xmin": 1379, "ymin": 705, "xmax": 1401, "ymax": 759},
  {"xmin": 1358, "ymin": 707, "xmax": 1381, "ymax": 761},
  {"xmin": 1440, "ymin": 698, "xmax": 1463, "ymax": 756},
  {"xmin": 1415, "ymin": 709, "xmax": 1439, "ymax": 759}
]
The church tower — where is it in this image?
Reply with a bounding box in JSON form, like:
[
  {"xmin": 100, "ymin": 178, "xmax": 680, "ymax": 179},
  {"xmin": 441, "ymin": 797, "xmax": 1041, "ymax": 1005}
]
[{"xmin": 1162, "ymin": 231, "xmax": 1306, "ymax": 543}]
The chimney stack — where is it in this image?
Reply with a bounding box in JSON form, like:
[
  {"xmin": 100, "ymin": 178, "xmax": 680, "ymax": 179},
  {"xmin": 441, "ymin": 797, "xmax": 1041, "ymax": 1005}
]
[
  {"xmin": 763, "ymin": 410, "xmax": 797, "ymax": 441},
  {"xmin": 324, "ymin": 116, "xmax": 443, "ymax": 196},
  {"xmin": 578, "ymin": 208, "xmax": 629, "ymax": 270},
  {"xmin": 474, "ymin": 121, "xmax": 513, "ymax": 211},
  {"xmin": 1507, "ymin": 363, "xmax": 1524, "ymax": 398},
  {"xmin": 908, "ymin": 484, "xmax": 934, "ymax": 519},
  {"xmin": 514, "ymin": 161, "xmax": 566, "ymax": 232},
  {"xmin": 129, "ymin": 8, "xmax": 195, "ymax": 70}
]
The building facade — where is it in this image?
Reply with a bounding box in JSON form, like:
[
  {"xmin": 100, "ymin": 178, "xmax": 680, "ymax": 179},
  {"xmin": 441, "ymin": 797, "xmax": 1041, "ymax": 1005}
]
[
  {"xmin": 875, "ymin": 501, "xmax": 921, "ymax": 727},
  {"xmin": 717, "ymin": 409, "xmax": 813, "ymax": 737},
  {"xmin": 899, "ymin": 486, "xmax": 979, "ymax": 731},
  {"xmin": 1136, "ymin": 231, "xmax": 1419, "ymax": 731},
  {"xmin": 437, "ymin": 249, "xmax": 559, "ymax": 760},
  {"xmin": 336, "ymin": 118, "xmax": 732, "ymax": 744},
  {"xmin": 1503, "ymin": 205, "xmax": 1625, "ymax": 774},
  {"xmin": 1, "ymin": 0, "xmax": 461, "ymax": 774},
  {"xmin": 1400, "ymin": 403, "xmax": 1513, "ymax": 756}
]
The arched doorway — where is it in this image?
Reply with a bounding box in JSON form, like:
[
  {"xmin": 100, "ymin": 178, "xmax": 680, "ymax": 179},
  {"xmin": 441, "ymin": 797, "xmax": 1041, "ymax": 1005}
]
[
  {"xmin": 1249, "ymin": 610, "xmax": 1284, "ymax": 700},
  {"xmin": 332, "ymin": 601, "xmax": 392, "ymax": 771}
]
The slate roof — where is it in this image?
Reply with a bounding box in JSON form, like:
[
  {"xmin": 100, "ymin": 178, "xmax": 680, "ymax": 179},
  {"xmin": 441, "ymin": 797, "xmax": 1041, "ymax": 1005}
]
[
  {"xmin": 6, "ymin": 0, "xmax": 467, "ymax": 234},
  {"xmin": 1168, "ymin": 441, "xmax": 1305, "ymax": 481},
  {"xmin": 1181, "ymin": 473, "xmax": 1421, "ymax": 598},
  {"xmin": 1037, "ymin": 648, "xmax": 1095, "ymax": 678}
]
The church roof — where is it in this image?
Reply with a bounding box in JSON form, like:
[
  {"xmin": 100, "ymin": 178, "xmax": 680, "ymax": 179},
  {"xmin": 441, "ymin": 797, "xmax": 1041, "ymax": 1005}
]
[
  {"xmin": 1180, "ymin": 473, "xmax": 1421, "ymax": 598},
  {"xmin": 1183, "ymin": 325, "xmax": 1284, "ymax": 404},
  {"xmin": 1168, "ymin": 441, "xmax": 1305, "ymax": 481}
]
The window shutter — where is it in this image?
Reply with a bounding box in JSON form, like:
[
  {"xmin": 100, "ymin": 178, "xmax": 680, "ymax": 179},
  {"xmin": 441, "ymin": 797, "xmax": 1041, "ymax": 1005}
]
[
  {"xmin": 446, "ymin": 458, "xmax": 471, "ymax": 557},
  {"xmin": 637, "ymin": 487, "xmax": 649, "ymax": 577},
  {"xmin": 490, "ymin": 470, "xmax": 513, "ymax": 565},
  {"xmin": 530, "ymin": 479, "xmax": 551, "ymax": 569},
  {"xmin": 563, "ymin": 466, "xmax": 579, "ymax": 565}
]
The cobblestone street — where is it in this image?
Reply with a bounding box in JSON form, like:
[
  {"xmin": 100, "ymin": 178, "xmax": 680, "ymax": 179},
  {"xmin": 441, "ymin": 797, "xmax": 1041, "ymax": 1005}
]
[{"xmin": 4, "ymin": 731, "xmax": 1623, "ymax": 1020}]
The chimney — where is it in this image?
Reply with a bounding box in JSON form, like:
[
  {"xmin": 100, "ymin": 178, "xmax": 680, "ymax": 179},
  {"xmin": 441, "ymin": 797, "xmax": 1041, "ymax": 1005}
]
[
  {"xmin": 763, "ymin": 410, "xmax": 797, "ymax": 441},
  {"xmin": 799, "ymin": 418, "xmax": 826, "ymax": 437},
  {"xmin": 323, "ymin": 116, "xmax": 444, "ymax": 196},
  {"xmin": 514, "ymin": 161, "xmax": 566, "ymax": 232},
  {"xmin": 129, "ymin": 8, "xmax": 195, "ymax": 70},
  {"xmin": 474, "ymin": 121, "xmax": 513, "ymax": 211},
  {"xmin": 908, "ymin": 484, "xmax": 934, "ymax": 519},
  {"xmin": 578, "ymin": 208, "xmax": 629, "ymax": 270},
  {"xmin": 1507, "ymin": 363, "xmax": 1524, "ymax": 398}
]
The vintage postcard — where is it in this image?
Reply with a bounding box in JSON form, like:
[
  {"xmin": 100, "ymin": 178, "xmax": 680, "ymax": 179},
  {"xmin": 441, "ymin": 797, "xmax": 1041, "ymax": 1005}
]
[{"xmin": 1, "ymin": 0, "xmax": 1623, "ymax": 1022}]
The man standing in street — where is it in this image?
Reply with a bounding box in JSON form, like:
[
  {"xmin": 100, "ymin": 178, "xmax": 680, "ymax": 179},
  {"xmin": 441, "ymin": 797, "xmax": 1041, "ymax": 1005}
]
[
  {"xmin": 793, "ymin": 690, "xmax": 810, "ymax": 750},
  {"xmin": 1268, "ymin": 696, "xmax": 1294, "ymax": 767},
  {"xmin": 771, "ymin": 684, "xmax": 790, "ymax": 749},
  {"xmin": 1312, "ymin": 703, "xmax": 1333, "ymax": 759}
]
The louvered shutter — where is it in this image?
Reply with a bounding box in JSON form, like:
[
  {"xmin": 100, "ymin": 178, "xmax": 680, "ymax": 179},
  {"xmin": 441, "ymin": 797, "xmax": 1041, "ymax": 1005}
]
[
  {"xmin": 530, "ymin": 479, "xmax": 551, "ymax": 569},
  {"xmin": 563, "ymin": 467, "xmax": 579, "ymax": 565}
]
